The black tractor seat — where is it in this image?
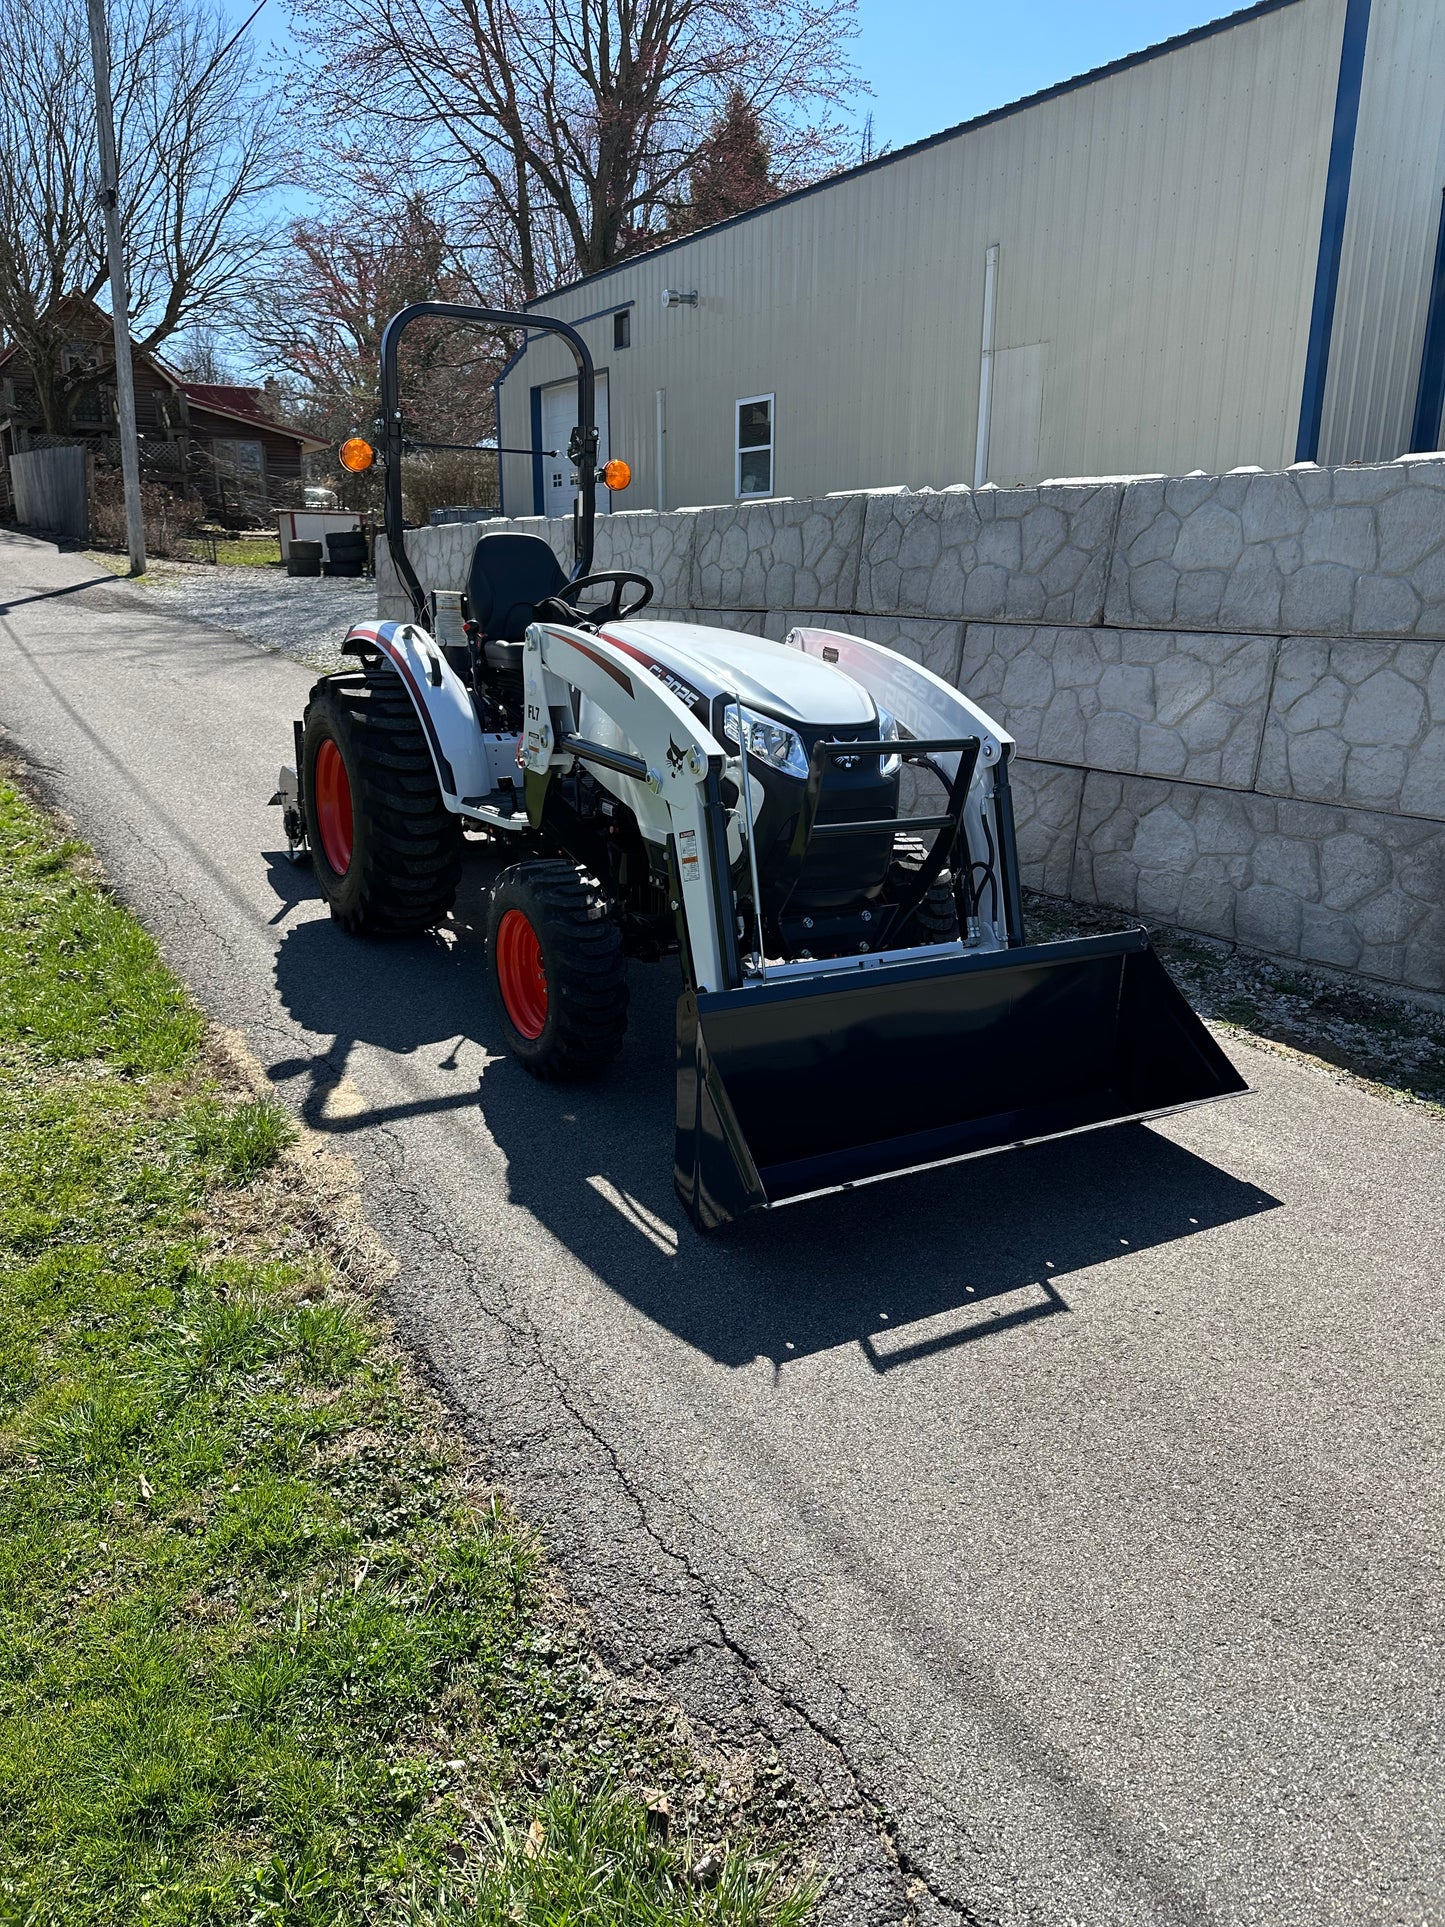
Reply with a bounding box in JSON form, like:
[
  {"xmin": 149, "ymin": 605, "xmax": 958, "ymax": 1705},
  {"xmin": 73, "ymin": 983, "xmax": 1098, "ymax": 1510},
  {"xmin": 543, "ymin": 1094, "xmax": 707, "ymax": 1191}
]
[{"xmin": 467, "ymin": 532, "xmax": 570, "ymax": 673}]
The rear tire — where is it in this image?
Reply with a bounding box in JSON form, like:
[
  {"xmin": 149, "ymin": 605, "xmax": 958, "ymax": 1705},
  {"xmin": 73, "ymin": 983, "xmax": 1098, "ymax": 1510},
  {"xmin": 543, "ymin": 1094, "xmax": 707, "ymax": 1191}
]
[
  {"xmin": 890, "ymin": 833, "xmax": 960, "ymax": 942},
  {"xmin": 486, "ymin": 860, "xmax": 628, "ymax": 1081},
  {"xmin": 302, "ymin": 665, "xmax": 462, "ymax": 935}
]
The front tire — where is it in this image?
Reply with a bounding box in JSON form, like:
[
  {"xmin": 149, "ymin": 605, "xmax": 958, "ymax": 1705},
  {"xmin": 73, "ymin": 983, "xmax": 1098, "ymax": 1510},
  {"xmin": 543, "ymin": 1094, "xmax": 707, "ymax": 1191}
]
[
  {"xmin": 302, "ymin": 665, "xmax": 462, "ymax": 935},
  {"xmin": 486, "ymin": 861, "xmax": 628, "ymax": 1081},
  {"xmin": 890, "ymin": 833, "xmax": 960, "ymax": 943}
]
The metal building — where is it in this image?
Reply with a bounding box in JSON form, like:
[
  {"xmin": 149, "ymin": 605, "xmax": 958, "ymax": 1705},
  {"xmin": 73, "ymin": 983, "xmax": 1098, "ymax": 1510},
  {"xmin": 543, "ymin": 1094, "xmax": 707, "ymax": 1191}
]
[{"xmin": 498, "ymin": 0, "xmax": 1445, "ymax": 515}]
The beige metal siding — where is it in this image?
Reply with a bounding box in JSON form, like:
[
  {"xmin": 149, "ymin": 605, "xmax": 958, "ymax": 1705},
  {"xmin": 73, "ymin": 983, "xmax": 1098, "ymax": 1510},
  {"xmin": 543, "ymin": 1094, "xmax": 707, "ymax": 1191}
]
[
  {"xmin": 1318, "ymin": 0, "xmax": 1445, "ymax": 462},
  {"xmin": 502, "ymin": 0, "xmax": 1345, "ymax": 511}
]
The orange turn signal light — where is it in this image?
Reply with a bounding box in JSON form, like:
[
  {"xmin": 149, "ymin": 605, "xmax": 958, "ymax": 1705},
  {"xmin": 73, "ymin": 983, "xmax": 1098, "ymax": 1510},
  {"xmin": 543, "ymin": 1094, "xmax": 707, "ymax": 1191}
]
[
  {"xmin": 338, "ymin": 436, "xmax": 375, "ymax": 473},
  {"xmin": 601, "ymin": 458, "xmax": 631, "ymax": 491}
]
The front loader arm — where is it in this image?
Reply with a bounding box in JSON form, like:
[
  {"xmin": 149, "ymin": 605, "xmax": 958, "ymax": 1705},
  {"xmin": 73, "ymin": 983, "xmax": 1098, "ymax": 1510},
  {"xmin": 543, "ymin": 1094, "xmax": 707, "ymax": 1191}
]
[{"xmin": 521, "ymin": 622, "xmax": 740, "ymax": 992}]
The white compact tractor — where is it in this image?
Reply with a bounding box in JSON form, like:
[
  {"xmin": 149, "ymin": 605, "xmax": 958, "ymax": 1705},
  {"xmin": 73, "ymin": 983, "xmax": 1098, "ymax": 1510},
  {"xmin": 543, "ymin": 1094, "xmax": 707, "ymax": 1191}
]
[{"xmin": 273, "ymin": 302, "xmax": 1244, "ymax": 1230}]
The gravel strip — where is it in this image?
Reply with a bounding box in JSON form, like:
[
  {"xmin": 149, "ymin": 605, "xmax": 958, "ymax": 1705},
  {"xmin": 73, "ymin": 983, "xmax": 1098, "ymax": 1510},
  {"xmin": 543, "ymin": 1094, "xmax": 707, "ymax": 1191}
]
[
  {"xmin": 1026, "ymin": 889, "xmax": 1445, "ymax": 1109},
  {"xmin": 114, "ymin": 558, "xmax": 376, "ymax": 670}
]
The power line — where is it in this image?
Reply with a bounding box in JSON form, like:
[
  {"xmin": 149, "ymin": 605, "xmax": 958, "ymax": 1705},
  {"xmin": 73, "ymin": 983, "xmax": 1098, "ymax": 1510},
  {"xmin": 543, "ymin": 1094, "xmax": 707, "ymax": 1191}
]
[{"xmin": 197, "ymin": 0, "xmax": 267, "ymax": 90}]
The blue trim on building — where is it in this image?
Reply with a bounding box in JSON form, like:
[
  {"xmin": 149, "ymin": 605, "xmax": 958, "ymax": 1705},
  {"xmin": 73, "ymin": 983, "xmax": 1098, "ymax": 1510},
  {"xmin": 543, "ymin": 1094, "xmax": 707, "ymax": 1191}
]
[
  {"xmin": 568, "ymin": 298, "xmax": 635, "ymax": 326},
  {"xmin": 528, "ymin": 0, "xmax": 1306, "ymax": 308},
  {"xmin": 529, "ymin": 384, "xmax": 545, "ymax": 516},
  {"xmin": 1295, "ymin": 0, "xmax": 1373, "ymax": 463},
  {"xmin": 1410, "ymin": 190, "xmax": 1445, "ymax": 452}
]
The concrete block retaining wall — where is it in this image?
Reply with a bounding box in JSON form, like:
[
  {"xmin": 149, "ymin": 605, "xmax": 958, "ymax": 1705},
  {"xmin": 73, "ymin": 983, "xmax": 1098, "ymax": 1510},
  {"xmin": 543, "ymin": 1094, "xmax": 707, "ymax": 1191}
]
[{"xmin": 377, "ymin": 459, "xmax": 1445, "ymax": 994}]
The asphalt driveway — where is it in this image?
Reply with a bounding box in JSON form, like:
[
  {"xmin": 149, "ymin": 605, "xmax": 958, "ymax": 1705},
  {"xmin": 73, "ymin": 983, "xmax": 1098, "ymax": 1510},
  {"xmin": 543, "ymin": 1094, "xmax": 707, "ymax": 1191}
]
[{"xmin": 2, "ymin": 530, "xmax": 1442, "ymax": 1927}]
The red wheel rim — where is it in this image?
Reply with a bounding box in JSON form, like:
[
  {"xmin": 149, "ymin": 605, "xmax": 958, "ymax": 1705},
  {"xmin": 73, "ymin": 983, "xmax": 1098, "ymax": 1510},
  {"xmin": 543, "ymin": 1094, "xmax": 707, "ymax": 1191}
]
[
  {"xmin": 313, "ymin": 737, "xmax": 353, "ymax": 876},
  {"xmin": 496, "ymin": 909, "xmax": 548, "ymax": 1039}
]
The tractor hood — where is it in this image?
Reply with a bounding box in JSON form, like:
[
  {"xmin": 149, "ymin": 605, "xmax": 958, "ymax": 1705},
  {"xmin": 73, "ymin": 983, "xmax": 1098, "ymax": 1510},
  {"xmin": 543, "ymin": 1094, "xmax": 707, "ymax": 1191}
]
[{"xmin": 602, "ymin": 621, "xmax": 878, "ymax": 728}]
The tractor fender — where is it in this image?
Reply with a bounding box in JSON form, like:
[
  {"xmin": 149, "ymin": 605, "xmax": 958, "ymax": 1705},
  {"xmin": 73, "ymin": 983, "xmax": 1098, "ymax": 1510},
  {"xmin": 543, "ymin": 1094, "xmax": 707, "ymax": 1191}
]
[{"xmin": 339, "ymin": 620, "xmax": 488, "ymax": 807}]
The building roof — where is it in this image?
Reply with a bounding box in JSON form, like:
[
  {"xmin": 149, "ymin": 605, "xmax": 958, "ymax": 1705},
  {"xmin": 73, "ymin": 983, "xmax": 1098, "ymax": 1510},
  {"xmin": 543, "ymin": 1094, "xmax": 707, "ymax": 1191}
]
[
  {"xmin": 0, "ymin": 293, "xmax": 160, "ymax": 375},
  {"xmin": 0, "ymin": 300, "xmax": 325, "ymax": 451},
  {"xmin": 181, "ymin": 382, "xmax": 329, "ymax": 451},
  {"xmin": 528, "ymin": 0, "xmax": 1306, "ymax": 304}
]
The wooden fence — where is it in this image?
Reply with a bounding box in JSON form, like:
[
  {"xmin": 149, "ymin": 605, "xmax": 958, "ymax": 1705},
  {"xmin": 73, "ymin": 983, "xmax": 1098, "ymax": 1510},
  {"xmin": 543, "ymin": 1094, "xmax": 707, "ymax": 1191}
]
[{"xmin": 9, "ymin": 444, "xmax": 89, "ymax": 540}]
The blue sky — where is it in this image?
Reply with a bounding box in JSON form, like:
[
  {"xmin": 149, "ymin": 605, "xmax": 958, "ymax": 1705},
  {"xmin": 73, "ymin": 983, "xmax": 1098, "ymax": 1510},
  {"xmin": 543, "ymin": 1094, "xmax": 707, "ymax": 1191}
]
[
  {"xmin": 215, "ymin": 2, "xmax": 1243, "ymax": 375},
  {"xmin": 850, "ymin": 1, "xmax": 1243, "ymax": 151}
]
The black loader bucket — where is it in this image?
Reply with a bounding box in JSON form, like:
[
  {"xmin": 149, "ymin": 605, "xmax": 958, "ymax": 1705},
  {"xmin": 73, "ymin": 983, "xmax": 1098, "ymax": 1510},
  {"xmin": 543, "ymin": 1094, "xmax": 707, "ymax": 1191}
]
[{"xmin": 674, "ymin": 930, "xmax": 1248, "ymax": 1231}]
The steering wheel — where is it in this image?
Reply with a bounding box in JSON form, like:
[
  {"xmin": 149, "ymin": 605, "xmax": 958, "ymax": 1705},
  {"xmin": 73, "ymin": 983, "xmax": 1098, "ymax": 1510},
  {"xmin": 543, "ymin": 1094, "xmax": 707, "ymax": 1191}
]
[{"xmin": 556, "ymin": 571, "xmax": 654, "ymax": 624}]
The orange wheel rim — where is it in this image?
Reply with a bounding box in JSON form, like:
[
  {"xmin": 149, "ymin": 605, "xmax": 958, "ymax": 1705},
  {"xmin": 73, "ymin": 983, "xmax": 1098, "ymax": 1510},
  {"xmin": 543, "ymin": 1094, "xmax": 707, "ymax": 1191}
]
[
  {"xmin": 313, "ymin": 737, "xmax": 353, "ymax": 875},
  {"xmin": 496, "ymin": 909, "xmax": 548, "ymax": 1038}
]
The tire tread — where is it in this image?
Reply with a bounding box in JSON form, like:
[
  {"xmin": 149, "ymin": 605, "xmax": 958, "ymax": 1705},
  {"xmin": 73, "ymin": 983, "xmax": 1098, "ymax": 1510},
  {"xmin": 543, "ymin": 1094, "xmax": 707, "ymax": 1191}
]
[
  {"xmin": 486, "ymin": 859, "xmax": 628, "ymax": 1081},
  {"xmin": 302, "ymin": 661, "xmax": 462, "ymax": 935}
]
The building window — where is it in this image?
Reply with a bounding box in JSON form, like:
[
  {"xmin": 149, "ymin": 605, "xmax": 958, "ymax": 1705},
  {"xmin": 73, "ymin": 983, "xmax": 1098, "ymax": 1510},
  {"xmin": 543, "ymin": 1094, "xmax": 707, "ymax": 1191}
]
[
  {"xmin": 613, "ymin": 309, "xmax": 631, "ymax": 350},
  {"xmin": 736, "ymin": 394, "xmax": 773, "ymax": 498},
  {"xmin": 211, "ymin": 437, "xmax": 266, "ymax": 513}
]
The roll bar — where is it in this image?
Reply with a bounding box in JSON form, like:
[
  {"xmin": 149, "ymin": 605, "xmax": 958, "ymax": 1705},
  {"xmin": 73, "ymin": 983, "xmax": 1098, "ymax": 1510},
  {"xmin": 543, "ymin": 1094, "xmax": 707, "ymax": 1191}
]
[{"xmin": 378, "ymin": 301, "xmax": 598, "ymax": 628}]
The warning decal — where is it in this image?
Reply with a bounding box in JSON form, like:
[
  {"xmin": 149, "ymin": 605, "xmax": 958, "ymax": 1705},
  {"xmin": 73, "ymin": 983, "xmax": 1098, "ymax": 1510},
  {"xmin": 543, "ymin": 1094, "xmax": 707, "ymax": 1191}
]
[{"xmin": 678, "ymin": 828, "xmax": 700, "ymax": 882}]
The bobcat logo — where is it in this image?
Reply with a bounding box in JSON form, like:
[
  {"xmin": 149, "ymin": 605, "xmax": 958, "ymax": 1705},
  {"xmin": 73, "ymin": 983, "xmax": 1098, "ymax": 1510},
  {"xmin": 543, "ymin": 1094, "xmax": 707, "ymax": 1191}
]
[{"xmin": 666, "ymin": 737, "xmax": 687, "ymax": 776}]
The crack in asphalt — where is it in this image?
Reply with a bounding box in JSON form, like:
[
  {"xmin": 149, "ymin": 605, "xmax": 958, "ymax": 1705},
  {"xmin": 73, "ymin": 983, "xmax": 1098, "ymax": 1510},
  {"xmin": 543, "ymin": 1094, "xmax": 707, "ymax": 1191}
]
[
  {"xmin": 302, "ymin": 1064, "xmax": 1237, "ymax": 1927},
  {"xmin": 216, "ymin": 1005, "xmax": 1221, "ymax": 1927},
  {"xmin": 351, "ymin": 1117, "xmax": 926, "ymax": 1922},
  {"xmin": 9, "ymin": 646, "xmax": 1096, "ymax": 1924}
]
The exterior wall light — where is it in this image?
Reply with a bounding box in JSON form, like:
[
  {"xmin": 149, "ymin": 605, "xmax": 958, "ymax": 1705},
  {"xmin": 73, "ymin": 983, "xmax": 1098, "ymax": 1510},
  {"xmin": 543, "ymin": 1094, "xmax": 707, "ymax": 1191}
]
[{"xmin": 661, "ymin": 289, "xmax": 699, "ymax": 308}]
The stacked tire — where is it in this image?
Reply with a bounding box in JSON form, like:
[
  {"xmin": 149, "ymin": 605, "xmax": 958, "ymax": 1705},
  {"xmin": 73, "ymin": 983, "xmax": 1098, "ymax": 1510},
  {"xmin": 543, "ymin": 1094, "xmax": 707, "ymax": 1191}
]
[
  {"xmin": 287, "ymin": 539, "xmax": 322, "ymax": 578},
  {"xmin": 324, "ymin": 529, "xmax": 369, "ymax": 577}
]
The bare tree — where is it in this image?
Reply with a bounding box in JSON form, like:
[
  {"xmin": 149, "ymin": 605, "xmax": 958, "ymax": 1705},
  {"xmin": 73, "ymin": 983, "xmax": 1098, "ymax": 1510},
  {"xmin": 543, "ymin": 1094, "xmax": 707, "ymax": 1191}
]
[
  {"xmin": 0, "ymin": 0, "xmax": 285, "ymax": 432},
  {"xmin": 167, "ymin": 323, "xmax": 236, "ymax": 384},
  {"xmin": 241, "ymin": 191, "xmax": 503, "ymax": 448},
  {"xmin": 290, "ymin": 0, "xmax": 859, "ymax": 300}
]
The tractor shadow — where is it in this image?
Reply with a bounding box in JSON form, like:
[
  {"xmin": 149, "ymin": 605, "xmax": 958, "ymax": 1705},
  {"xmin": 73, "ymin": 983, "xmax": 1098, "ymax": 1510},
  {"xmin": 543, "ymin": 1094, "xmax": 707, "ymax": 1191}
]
[
  {"xmin": 268, "ymin": 849, "xmax": 1281, "ymax": 1371},
  {"xmin": 267, "ymin": 876, "xmax": 495, "ymax": 1137}
]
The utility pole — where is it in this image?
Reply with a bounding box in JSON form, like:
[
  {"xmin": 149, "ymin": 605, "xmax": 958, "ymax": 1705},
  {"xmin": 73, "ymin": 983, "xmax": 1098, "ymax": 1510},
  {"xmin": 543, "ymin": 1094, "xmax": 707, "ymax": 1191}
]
[{"xmin": 86, "ymin": 0, "xmax": 146, "ymax": 574}]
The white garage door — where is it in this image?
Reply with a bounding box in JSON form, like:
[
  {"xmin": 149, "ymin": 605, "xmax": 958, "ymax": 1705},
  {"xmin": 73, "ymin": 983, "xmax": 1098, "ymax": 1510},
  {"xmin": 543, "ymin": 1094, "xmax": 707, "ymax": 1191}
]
[{"xmin": 540, "ymin": 373, "xmax": 609, "ymax": 517}]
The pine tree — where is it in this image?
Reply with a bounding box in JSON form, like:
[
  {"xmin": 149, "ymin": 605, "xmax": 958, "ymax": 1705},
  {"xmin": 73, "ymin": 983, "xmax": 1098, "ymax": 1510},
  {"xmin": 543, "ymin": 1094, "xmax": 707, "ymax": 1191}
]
[{"xmin": 683, "ymin": 90, "xmax": 779, "ymax": 232}]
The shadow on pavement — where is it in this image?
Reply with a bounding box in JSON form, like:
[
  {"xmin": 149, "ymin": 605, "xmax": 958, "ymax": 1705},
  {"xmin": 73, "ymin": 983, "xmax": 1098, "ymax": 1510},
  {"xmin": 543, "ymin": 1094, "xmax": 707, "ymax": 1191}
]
[
  {"xmin": 269, "ymin": 849, "xmax": 1281, "ymax": 1370},
  {"xmin": 0, "ymin": 575, "xmax": 127, "ymax": 616}
]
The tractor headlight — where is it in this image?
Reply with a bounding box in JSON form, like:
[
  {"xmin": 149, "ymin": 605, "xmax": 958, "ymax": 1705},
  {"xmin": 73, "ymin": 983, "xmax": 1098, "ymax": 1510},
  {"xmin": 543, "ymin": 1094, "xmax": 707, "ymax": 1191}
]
[
  {"xmin": 877, "ymin": 704, "xmax": 902, "ymax": 779},
  {"xmin": 722, "ymin": 703, "xmax": 810, "ymax": 782}
]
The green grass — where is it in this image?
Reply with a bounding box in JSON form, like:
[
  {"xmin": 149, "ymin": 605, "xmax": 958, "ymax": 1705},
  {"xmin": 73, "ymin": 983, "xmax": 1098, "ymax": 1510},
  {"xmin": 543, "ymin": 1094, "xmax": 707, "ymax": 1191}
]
[
  {"xmin": 0, "ymin": 775, "xmax": 817, "ymax": 1926},
  {"xmin": 84, "ymin": 538, "xmax": 286, "ymax": 571},
  {"xmin": 211, "ymin": 537, "xmax": 283, "ymax": 568}
]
